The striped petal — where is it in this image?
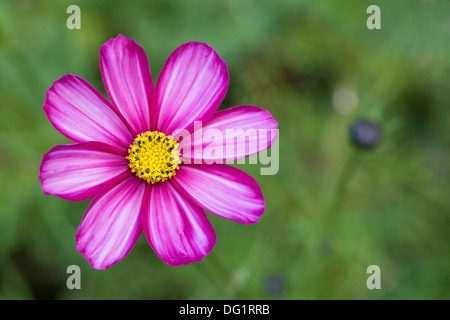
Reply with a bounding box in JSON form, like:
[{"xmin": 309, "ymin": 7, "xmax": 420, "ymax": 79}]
[
  {"xmin": 100, "ymin": 34, "xmax": 157, "ymax": 134},
  {"xmin": 179, "ymin": 105, "xmax": 279, "ymax": 164},
  {"xmin": 141, "ymin": 182, "xmax": 216, "ymax": 266},
  {"xmin": 172, "ymin": 164, "xmax": 264, "ymax": 224},
  {"xmin": 43, "ymin": 74, "xmax": 133, "ymax": 150},
  {"xmin": 76, "ymin": 173, "xmax": 145, "ymax": 270},
  {"xmin": 40, "ymin": 142, "xmax": 129, "ymax": 201},
  {"xmin": 155, "ymin": 42, "xmax": 229, "ymax": 134}
]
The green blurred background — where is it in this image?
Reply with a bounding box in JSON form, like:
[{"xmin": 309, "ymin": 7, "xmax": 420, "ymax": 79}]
[{"xmin": 0, "ymin": 0, "xmax": 449, "ymax": 300}]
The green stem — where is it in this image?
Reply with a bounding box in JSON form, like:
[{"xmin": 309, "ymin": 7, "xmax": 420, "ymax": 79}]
[
  {"xmin": 193, "ymin": 251, "xmax": 250, "ymax": 299},
  {"xmin": 329, "ymin": 149, "xmax": 361, "ymax": 216}
]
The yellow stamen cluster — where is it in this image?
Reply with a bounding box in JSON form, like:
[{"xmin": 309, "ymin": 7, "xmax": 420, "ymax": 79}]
[{"xmin": 126, "ymin": 131, "xmax": 181, "ymax": 184}]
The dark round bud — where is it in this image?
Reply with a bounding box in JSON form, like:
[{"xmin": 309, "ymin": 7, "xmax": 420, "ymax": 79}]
[
  {"xmin": 265, "ymin": 273, "xmax": 286, "ymax": 298},
  {"xmin": 350, "ymin": 119, "xmax": 381, "ymax": 149}
]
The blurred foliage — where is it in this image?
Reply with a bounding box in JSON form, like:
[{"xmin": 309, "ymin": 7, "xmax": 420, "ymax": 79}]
[{"xmin": 0, "ymin": 0, "xmax": 449, "ymax": 300}]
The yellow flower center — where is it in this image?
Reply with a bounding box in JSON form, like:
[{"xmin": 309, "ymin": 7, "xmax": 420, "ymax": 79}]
[{"xmin": 126, "ymin": 131, "xmax": 181, "ymax": 184}]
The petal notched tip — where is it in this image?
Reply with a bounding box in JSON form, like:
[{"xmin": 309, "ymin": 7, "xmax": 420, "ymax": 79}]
[{"xmin": 100, "ymin": 34, "xmax": 136, "ymax": 52}]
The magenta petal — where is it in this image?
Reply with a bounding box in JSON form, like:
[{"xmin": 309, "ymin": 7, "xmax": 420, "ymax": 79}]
[
  {"xmin": 155, "ymin": 42, "xmax": 229, "ymax": 134},
  {"xmin": 141, "ymin": 182, "xmax": 216, "ymax": 266},
  {"xmin": 40, "ymin": 142, "xmax": 130, "ymax": 201},
  {"xmin": 76, "ymin": 173, "xmax": 145, "ymax": 270},
  {"xmin": 179, "ymin": 105, "xmax": 279, "ymax": 163},
  {"xmin": 100, "ymin": 35, "xmax": 157, "ymax": 134},
  {"xmin": 43, "ymin": 74, "xmax": 133, "ymax": 150},
  {"xmin": 172, "ymin": 164, "xmax": 264, "ymax": 224}
]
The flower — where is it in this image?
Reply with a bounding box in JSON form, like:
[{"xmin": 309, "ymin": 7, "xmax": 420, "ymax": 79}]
[{"xmin": 39, "ymin": 35, "xmax": 279, "ymax": 269}]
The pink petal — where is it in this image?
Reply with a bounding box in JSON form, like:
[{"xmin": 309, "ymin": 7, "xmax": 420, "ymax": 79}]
[
  {"xmin": 76, "ymin": 173, "xmax": 145, "ymax": 270},
  {"xmin": 179, "ymin": 105, "xmax": 279, "ymax": 163},
  {"xmin": 40, "ymin": 142, "xmax": 130, "ymax": 201},
  {"xmin": 43, "ymin": 74, "xmax": 133, "ymax": 150},
  {"xmin": 172, "ymin": 164, "xmax": 264, "ymax": 224},
  {"xmin": 141, "ymin": 182, "xmax": 216, "ymax": 266},
  {"xmin": 100, "ymin": 35, "xmax": 157, "ymax": 134},
  {"xmin": 155, "ymin": 42, "xmax": 229, "ymax": 134}
]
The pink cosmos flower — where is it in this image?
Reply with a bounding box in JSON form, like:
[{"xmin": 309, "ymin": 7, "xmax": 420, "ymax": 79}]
[{"xmin": 39, "ymin": 35, "xmax": 278, "ymax": 269}]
